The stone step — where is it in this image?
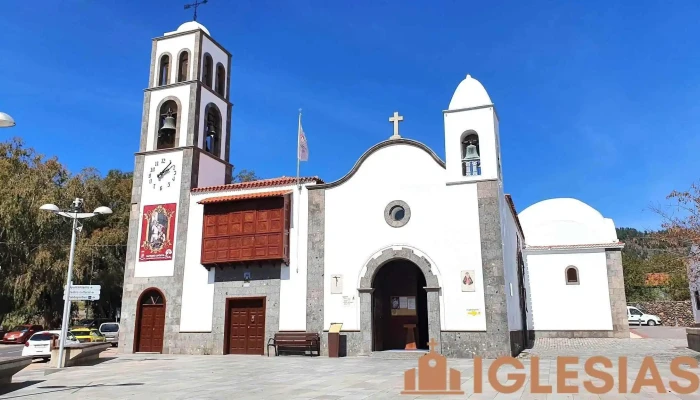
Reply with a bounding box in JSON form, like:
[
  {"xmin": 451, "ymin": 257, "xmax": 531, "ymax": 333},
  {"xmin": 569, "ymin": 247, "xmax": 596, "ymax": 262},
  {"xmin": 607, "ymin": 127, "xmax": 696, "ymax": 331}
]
[{"xmin": 369, "ymin": 350, "xmax": 428, "ymax": 360}]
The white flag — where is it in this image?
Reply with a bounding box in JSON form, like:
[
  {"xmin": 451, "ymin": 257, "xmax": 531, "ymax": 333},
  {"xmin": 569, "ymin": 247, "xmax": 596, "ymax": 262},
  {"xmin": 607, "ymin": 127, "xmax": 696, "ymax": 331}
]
[{"xmin": 298, "ymin": 121, "xmax": 309, "ymax": 162}]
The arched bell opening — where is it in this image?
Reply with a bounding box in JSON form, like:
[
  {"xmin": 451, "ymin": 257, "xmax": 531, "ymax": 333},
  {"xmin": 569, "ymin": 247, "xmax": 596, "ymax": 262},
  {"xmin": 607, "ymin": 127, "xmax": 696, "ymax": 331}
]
[
  {"xmin": 157, "ymin": 99, "xmax": 180, "ymax": 150},
  {"xmin": 460, "ymin": 130, "xmax": 481, "ymax": 177}
]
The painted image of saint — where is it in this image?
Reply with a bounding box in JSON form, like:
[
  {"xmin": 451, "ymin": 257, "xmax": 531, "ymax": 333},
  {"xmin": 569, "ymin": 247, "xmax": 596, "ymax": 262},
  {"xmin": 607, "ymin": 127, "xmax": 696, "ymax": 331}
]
[
  {"xmin": 147, "ymin": 208, "xmax": 169, "ymax": 250},
  {"xmin": 463, "ymin": 272, "xmax": 473, "ymax": 286},
  {"xmin": 391, "ymin": 296, "xmax": 400, "ymax": 309}
]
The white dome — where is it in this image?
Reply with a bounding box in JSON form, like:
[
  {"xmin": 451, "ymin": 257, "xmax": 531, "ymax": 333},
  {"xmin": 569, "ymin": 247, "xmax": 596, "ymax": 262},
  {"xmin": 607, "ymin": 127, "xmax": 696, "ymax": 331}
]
[
  {"xmin": 448, "ymin": 74, "xmax": 492, "ymax": 110},
  {"xmin": 172, "ymin": 21, "xmax": 210, "ymax": 35},
  {"xmin": 518, "ymin": 198, "xmax": 618, "ymax": 246}
]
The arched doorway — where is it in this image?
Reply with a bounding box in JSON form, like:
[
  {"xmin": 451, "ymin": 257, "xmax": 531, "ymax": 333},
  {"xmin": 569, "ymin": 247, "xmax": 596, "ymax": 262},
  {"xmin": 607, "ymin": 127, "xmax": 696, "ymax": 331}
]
[
  {"xmin": 372, "ymin": 259, "xmax": 429, "ymax": 351},
  {"xmin": 135, "ymin": 288, "xmax": 166, "ymax": 353}
]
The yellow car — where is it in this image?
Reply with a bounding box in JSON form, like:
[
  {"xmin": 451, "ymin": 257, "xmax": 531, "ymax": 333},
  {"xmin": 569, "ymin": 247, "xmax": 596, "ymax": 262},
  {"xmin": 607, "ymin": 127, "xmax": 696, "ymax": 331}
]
[{"xmin": 69, "ymin": 327, "xmax": 106, "ymax": 343}]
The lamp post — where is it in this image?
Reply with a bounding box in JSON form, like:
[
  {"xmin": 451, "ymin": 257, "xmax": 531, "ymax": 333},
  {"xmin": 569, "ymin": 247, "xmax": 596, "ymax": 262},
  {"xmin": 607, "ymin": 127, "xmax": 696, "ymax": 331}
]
[
  {"xmin": 40, "ymin": 198, "xmax": 112, "ymax": 369},
  {"xmin": 0, "ymin": 112, "xmax": 15, "ymax": 128}
]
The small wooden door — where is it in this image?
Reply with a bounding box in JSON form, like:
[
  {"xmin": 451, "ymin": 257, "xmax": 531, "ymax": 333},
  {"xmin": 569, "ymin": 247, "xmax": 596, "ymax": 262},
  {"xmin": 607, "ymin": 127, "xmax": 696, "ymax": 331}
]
[
  {"xmin": 136, "ymin": 289, "xmax": 166, "ymax": 353},
  {"xmin": 226, "ymin": 298, "xmax": 265, "ymax": 355}
]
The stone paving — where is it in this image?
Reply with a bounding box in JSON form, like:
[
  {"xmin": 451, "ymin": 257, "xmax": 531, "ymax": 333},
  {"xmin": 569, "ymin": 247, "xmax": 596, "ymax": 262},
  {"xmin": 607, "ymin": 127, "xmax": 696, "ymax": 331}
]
[{"xmin": 1, "ymin": 338, "xmax": 699, "ymax": 399}]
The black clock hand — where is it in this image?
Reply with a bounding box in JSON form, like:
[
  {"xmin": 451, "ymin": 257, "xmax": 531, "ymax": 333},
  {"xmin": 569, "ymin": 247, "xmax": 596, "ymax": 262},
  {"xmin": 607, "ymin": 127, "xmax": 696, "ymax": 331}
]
[{"xmin": 156, "ymin": 161, "xmax": 172, "ymax": 179}]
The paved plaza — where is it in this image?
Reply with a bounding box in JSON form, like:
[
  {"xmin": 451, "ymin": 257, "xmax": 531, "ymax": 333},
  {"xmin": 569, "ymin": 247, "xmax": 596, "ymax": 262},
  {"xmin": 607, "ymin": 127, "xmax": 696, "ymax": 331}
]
[{"xmin": 1, "ymin": 338, "xmax": 700, "ymax": 399}]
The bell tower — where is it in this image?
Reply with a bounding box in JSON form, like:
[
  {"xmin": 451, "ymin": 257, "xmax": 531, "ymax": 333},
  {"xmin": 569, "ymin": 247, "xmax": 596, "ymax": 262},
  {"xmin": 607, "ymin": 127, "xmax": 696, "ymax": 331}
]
[
  {"xmin": 443, "ymin": 74, "xmax": 502, "ymax": 185},
  {"xmin": 119, "ymin": 21, "xmax": 235, "ymax": 353}
]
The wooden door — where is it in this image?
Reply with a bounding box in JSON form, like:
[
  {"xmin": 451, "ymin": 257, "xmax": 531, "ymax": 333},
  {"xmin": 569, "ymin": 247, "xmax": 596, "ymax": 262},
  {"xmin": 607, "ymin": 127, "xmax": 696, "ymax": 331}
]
[
  {"xmin": 137, "ymin": 304, "xmax": 165, "ymax": 353},
  {"xmin": 226, "ymin": 298, "xmax": 265, "ymax": 355}
]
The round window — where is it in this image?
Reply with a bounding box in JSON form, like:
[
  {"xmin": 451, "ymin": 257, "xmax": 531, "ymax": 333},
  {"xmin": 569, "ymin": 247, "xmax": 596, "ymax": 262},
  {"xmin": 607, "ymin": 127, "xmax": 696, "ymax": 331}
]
[
  {"xmin": 384, "ymin": 200, "xmax": 410, "ymax": 228},
  {"xmin": 390, "ymin": 206, "xmax": 405, "ymax": 221}
]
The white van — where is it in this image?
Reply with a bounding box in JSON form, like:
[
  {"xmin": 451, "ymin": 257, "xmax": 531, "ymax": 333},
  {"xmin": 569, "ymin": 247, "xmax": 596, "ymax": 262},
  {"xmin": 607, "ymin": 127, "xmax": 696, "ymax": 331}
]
[{"xmin": 627, "ymin": 306, "xmax": 662, "ymax": 326}]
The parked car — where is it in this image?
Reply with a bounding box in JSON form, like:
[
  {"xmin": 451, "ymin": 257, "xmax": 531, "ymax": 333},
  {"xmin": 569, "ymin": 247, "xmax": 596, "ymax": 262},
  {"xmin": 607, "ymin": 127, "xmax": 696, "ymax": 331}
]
[
  {"xmin": 98, "ymin": 322, "xmax": 119, "ymax": 347},
  {"xmin": 70, "ymin": 327, "xmax": 106, "ymax": 343},
  {"xmin": 22, "ymin": 330, "xmax": 79, "ymax": 360},
  {"xmin": 1, "ymin": 325, "xmax": 43, "ymax": 344},
  {"xmin": 627, "ymin": 306, "xmax": 662, "ymax": 326}
]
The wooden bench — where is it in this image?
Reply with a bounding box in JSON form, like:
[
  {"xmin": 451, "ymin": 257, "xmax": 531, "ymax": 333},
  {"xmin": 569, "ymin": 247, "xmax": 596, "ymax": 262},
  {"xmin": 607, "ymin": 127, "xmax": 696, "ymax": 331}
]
[{"xmin": 267, "ymin": 332, "xmax": 320, "ymax": 357}]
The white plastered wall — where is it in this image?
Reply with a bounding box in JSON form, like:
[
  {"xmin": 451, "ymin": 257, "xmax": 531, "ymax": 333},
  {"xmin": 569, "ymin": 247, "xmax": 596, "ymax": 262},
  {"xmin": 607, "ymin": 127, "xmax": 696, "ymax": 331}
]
[
  {"xmin": 153, "ymin": 33, "xmax": 196, "ymax": 86},
  {"xmin": 201, "ymin": 36, "xmax": 228, "ymax": 95},
  {"xmin": 179, "ymin": 184, "xmax": 310, "ymax": 332},
  {"xmin": 443, "ymin": 107, "xmax": 499, "ymax": 184},
  {"xmin": 144, "ymin": 85, "xmax": 192, "ymax": 151},
  {"xmin": 323, "ymin": 143, "xmax": 486, "ymax": 332}
]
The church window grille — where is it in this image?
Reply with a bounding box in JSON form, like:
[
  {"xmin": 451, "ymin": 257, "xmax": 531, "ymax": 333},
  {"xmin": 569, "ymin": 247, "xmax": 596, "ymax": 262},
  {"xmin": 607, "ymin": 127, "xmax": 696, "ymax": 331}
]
[
  {"xmin": 204, "ymin": 104, "xmax": 222, "ymax": 156},
  {"xmin": 203, "ymin": 53, "xmax": 213, "ymax": 88},
  {"xmin": 178, "ymin": 51, "xmax": 189, "ymax": 82},
  {"xmin": 215, "ymin": 63, "xmax": 225, "ymax": 96},
  {"xmin": 565, "ymin": 266, "xmax": 579, "ymax": 285},
  {"xmin": 141, "ymin": 290, "xmax": 164, "ymax": 305},
  {"xmin": 384, "ymin": 200, "xmax": 411, "ymax": 228},
  {"xmin": 157, "ymin": 100, "xmax": 178, "ymax": 150},
  {"xmin": 158, "ymin": 54, "xmax": 170, "ymax": 86},
  {"xmin": 460, "ymin": 131, "xmax": 481, "ymax": 177}
]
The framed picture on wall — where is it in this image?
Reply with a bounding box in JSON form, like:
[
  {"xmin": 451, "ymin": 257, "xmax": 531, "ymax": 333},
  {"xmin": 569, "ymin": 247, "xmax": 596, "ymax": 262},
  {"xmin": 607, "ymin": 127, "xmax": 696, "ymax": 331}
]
[{"xmin": 461, "ymin": 270, "xmax": 476, "ymax": 292}]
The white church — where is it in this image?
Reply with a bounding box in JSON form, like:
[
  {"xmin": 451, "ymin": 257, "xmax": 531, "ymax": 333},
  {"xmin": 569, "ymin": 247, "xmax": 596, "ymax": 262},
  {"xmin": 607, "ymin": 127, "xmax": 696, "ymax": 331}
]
[{"xmin": 119, "ymin": 20, "xmax": 629, "ymax": 358}]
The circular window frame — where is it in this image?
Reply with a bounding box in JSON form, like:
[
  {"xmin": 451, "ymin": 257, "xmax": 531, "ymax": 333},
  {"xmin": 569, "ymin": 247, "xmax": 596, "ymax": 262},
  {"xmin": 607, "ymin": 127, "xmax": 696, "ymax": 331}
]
[{"xmin": 384, "ymin": 200, "xmax": 411, "ymax": 228}]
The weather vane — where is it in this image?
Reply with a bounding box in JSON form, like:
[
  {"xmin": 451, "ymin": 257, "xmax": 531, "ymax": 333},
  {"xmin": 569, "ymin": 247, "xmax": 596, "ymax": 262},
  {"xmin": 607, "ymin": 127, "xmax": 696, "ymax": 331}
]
[{"xmin": 184, "ymin": 0, "xmax": 208, "ymax": 21}]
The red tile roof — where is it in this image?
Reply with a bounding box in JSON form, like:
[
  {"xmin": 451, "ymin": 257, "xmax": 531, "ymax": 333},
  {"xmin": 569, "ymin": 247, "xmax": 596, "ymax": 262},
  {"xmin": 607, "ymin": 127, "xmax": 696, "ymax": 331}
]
[
  {"xmin": 525, "ymin": 242, "xmax": 626, "ymax": 251},
  {"xmin": 198, "ymin": 190, "xmax": 292, "ymax": 205},
  {"xmin": 192, "ymin": 176, "xmax": 324, "ymax": 193}
]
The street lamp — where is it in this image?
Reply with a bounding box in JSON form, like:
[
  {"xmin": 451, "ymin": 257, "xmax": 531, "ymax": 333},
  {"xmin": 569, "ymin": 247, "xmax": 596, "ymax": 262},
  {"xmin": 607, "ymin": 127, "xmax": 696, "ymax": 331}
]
[
  {"xmin": 40, "ymin": 198, "xmax": 112, "ymax": 369},
  {"xmin": 0, "ymin": 112, "xmax": 15, "ymax": 128}
]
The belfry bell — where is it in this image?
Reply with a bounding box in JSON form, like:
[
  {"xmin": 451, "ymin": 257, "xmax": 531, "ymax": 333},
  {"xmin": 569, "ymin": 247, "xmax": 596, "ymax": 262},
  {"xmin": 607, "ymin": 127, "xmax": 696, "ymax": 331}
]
[
  {"xmin": 462, "ymin": 143, "xmax": 480, "ymax": 161},
  {"xmin": 206, "ymin": 123, "xmax": 216, "ymax": 137},
  {"xmin": 159, "ymin": 109, "xmax": 176, "ymax": 137}
]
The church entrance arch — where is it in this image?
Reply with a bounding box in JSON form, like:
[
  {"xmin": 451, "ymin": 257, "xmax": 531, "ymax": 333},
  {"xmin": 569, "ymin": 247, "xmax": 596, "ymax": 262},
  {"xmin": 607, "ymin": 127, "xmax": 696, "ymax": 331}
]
[
  {"xmin": 358, "ymin": 247, "xmax": 441, "ymax": 354},
  {"xmin": 134, "ymin": 288, "xmax": 166, "ymax": 353}
]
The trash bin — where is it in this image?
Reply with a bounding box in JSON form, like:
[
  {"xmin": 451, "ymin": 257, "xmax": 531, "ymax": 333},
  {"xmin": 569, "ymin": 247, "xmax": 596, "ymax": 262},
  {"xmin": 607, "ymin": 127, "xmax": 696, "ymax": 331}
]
[{"xmin": 328, "ymin": 323, "xmax": 342, "ymax": 358}]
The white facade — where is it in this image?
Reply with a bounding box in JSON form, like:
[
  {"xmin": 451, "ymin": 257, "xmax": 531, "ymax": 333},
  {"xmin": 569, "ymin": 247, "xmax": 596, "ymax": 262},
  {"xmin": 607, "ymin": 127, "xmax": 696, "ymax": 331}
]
[{"xmin": 519, "ymin": 198, "xmax": 622, "ymax": 332}]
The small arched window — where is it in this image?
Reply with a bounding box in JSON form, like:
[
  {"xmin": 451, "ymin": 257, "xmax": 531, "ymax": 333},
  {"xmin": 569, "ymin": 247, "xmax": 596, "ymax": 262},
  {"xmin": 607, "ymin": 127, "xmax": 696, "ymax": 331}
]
[
  {"xmin": 565, "ymin": 266, "xmax": 579, "ymax": 285},
  {"xmin": 177, "ymin": 51, "xmax": 189, "ymax": 82},
  {"xmin": 203, "ymin": 53, "xmax": 213, "ymax": 88},
  {"xmin": 158, "ymin": 54, "xmax": 170, "ymax": 86},
  {"xmin": 460, "ymin": 131, "xmax": 480, "ymax": 176},
  {"xmin": 215, "ymin": 63, "xmax": 226, "ymax": 96},
  {"xmin": 157, "ymin": 100, "xmax": 178, "ymax": 150},
  {"xmin": 204, "ymin": 104, "xmax": 222, "ymax": 156}
]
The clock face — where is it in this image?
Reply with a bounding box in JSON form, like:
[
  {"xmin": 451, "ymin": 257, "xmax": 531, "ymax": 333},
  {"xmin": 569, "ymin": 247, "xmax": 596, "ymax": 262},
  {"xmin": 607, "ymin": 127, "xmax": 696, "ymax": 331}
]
[{"xmin": 146, "ymin": 156, "xmax": 178, "ymax": 193}]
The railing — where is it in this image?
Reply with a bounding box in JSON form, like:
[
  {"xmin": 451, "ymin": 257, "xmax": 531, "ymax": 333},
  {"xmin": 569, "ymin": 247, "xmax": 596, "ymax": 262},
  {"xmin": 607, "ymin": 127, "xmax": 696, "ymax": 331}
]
[{"xmin": 462, "ymin": 160, "xmax": 481, "ymax": 176}]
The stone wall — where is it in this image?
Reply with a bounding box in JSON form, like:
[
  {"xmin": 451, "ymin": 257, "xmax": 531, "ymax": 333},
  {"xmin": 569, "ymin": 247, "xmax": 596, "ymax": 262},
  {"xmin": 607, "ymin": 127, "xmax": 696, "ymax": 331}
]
[{"xmin": 628, "ymin": 301, "xmax": 694, "ymax": 326}]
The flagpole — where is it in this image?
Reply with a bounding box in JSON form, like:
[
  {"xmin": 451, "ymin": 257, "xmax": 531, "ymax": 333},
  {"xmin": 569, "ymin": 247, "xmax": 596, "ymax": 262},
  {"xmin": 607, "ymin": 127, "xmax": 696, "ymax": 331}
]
[
  {"xmin": 296, "ymin": 109, "xmax": 302, "ymax": 191},
  {"xmin": 295, "ymin": 108, "xmax": 302, "ymax": 273}
]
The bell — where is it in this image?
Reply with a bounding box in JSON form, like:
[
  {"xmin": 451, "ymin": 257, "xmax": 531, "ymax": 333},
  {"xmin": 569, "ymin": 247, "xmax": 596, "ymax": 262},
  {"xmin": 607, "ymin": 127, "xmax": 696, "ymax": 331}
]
[
  {"xmin": 206, "ymin": 124, "xmax": 216, "ymax": 137},
  {"xmin": 462, "ymin": 143, "xmax": 480, "ymax": 161},
  {"xmin": 159, "ymin": 110, "xmax": 176, "ymax": 136}
]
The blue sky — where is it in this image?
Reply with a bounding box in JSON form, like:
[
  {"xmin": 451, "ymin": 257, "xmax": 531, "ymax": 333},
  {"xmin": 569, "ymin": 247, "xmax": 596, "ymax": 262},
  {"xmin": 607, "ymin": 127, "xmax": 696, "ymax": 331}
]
[{"xmin": 1, "ymin": 1, "xmax": 699, "ymax": 230}]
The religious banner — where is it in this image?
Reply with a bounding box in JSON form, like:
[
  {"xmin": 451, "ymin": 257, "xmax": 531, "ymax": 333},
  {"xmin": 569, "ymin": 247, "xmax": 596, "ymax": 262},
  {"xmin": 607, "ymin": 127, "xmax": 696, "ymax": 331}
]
[
  {"xmin": 139, "ymin": 203, "xmax": 177, "ymax": 262},
  {"xmin": 461, "ymin": 270, "xmax": 476, "ymax": 292}
]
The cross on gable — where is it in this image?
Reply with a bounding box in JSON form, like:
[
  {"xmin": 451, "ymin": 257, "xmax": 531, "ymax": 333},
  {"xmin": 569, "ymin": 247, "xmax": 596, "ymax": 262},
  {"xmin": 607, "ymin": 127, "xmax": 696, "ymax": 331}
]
[
  {"xmin": 428, "ymin": 338, "xmax": 438, "ymax": 352},
  {"xmin": 388, "ymin": 111, "xmax": 403, "ymax": 139}
]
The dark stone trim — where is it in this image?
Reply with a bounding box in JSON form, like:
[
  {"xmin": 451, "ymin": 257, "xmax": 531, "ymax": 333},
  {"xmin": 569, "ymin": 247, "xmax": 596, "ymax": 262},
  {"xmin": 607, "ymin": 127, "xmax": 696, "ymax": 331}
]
[
  {"xmin": 187, "ymin": 84, "xmax": 199, "ymax": 147},
  {"xmin": 148, "ymin": 40, "xmax": 158, "ymax": 88},
  {"xmin": 154, "ymin": 29, "xmax": 232, "ymax": 58},
  {"xmin": 175, "ymin": 48, "xmax": 191, "ymax": 82},
  {"xmin": 306, "ymin": 189, "xmax": 325, "ymax": 335},
  {"xmin": 358, "ymin": 247, "xmax": 441, "ymax": 355},
  {"xmin": 532, "ymin": 330, "xmax": 624, "ymax": 339},
  {"xmin": 309, "ymin": 139, "xmax": 445, "ymax": 190},
  {"xmin": 383, "ymin": 200, "xmax": 411, "ymax": 228},
  {"xmin": 139, "ymin": 92, "xmax": 152, "ymax": 152},
  {"xmin": 153, "ymin": 96, "xmax": 183, "ymax": 151},
  {"xmin": 144, "ymin": 80, "xmax": 199, "ymax": 93},
  {"xmin": 134, "ymin": 146, "xmax": 234, "ymax": 169},
  {"xmin": 225, "ymin": 103, "xmax": 232, "ymax": 163},
  {"xmin": 190, "ymin": 149, "xmax": 200, "ymax": 189},
  {"xmin": 226, "ymin": 52, "xmax": 232, "ymax": 101},
  {"xmin": 446, "ymin": 178, "xmax": 498, "ymax": 186},
  {"xmin": 224, "ymin": 164, "xmax": 233, "ymax": 185},
  {"xmin": 199, "ymin": 81, "xmax": 233, "ymax": 106},
  {"xmin": 192, "ymin": 32, "xmax": 203, "ymax": 86},
  {"xmin": 605, "ymin": 249, "xmax": 630, "ymax": 338},
  {"xmin": 475, "ymin": 180, "xmax": 512, "ymax": 356}
]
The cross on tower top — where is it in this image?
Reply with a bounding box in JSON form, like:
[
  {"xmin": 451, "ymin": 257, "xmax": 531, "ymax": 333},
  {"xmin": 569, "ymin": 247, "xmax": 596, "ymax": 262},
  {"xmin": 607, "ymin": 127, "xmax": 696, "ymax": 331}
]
[
  {"xmin": 184, "ymin": 0, "xmax": 208, "ymax": 21},
  {"xmin": 428, "ymin": 338, "xmax": 438, "ymax": 352},
  {"xmin": 388, "ymin": 111, "xmax": 403, "ymax": 140}
]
